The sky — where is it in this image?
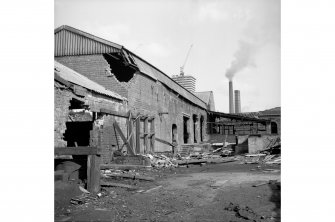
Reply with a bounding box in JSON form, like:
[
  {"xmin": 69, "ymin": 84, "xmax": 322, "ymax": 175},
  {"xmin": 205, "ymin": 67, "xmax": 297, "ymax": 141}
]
[{"xmin": 55, "ymin": 0, "xmax": 280, "ymax": 113}]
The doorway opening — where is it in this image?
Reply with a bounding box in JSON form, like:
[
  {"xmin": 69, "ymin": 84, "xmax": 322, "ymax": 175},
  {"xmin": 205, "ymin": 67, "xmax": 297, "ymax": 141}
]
[
  {"xmin": 271, "ymin": 122, "xmax": 278, "ymax": 134},
  {"xmin": 200, "ymin": 115, "xmax": 204, "ymax": 142},
  {"xmin": 193, "ymin": 115, "xmax": 198, "ymax": 143},
  {"xmin": 183, "ymin": 116, "xmax": 190, "ymax": 144},
  {"xmin": 172, "ymin": 124, "xmax": 177, "ymax": 143}
]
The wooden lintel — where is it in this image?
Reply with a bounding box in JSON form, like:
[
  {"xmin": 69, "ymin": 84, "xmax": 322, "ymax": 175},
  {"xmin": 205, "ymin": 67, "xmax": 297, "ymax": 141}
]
[
  {"xmin": 54, "ymin": 147, "xmax": 101, "ymax": 155},
  {"xmin": 100, "ymin": 108, "xmax": 128, "ymax": 118},
  {"xmin": 155, "ymin": 137, "xmax": 173, "ymax": 147}
]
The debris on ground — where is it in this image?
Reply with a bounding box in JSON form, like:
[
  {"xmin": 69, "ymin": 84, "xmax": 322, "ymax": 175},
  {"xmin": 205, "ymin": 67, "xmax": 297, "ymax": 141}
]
[
  {"xmin": 224, "ymin": 202, "xmax": 265, "ymax": 221},
  {"xmin": 100, "ymin": 181, "xmax": 138, "ymax": 190},
  {"xmin": 252, "ymin": 179, "xmax": 280, "ymax": 188},
  {"xmin": 142, "ymin": 154, "xmax": 178, "ymax": 168}
]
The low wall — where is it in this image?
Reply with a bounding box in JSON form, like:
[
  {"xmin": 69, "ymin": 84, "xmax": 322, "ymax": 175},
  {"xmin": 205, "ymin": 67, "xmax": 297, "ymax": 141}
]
[{"xmin": 247, "ymin": 135, "xmax": 280, "ymax": 154}]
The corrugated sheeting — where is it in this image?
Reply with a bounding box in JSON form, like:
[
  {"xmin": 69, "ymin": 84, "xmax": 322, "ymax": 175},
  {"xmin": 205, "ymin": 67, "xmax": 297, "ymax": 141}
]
[
  {"xmin": 54, "ymin": 60, "xmax": 125, "ymax": 101},
  {"xmin": 132, "ymin": 55, "xmax": 158, "ymax": 80},
  {"xmin": 54, "ymin": 26, "xmax": 121, "ymax": 57}
]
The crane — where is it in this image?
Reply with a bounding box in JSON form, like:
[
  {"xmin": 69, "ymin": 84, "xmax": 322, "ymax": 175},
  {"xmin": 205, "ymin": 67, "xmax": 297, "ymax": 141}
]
[{"xmin": 180, "ymin": 44, "xmax": 193, "ymax": 76}]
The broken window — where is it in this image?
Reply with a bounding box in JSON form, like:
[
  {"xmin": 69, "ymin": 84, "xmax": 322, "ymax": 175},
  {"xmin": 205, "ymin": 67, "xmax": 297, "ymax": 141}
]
[{"xmin": 103, "ymin": 52, "xmax": 138, "ymax": 82}]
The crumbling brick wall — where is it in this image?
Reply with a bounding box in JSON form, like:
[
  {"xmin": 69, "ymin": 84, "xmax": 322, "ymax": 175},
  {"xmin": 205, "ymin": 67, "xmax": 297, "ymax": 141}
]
[
  {"xmin": 54, "ymin": 83, "xmax": 72, "ymax": 147},
  {"xmin": 55, "ymin": 55, "xmax": 129, "ymax": 98},
  {"xmin": 85, "ymin": 94, "xmax": 128, "ymax": 164},
  {"xmin": 54, "ymin": 79, "xmax": 128, "ymax": 163},
  {"xmin": 55, "ymin": 54, "xmax": 208, "ymax": 154}
]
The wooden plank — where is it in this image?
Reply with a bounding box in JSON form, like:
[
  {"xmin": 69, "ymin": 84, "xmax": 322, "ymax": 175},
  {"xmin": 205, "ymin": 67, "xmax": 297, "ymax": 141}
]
[
  {"xmin": 127, "ymin": 112, "xmax": 135, "ymax": 154},
  {"xmin": 87, "ymin": 155, "xmax": 101, "ymax": 193},
  {"xmin": 144, "ymin": 117, "xmax": 148, "ymax": 153},
  {"xmin": 135, "ymin": 114, "xmax": 141, "ymax": 154},
  {"xmin": 150, "ymin": 119, "xmax": 155, "ymax": 152},
  {"xmin": 155, "ymin": 137, "xmax": 173, "ymax": 146},
  {"xmin": 103, "ymin": 173, "xmax": 155, "ymax": 181},
  {"xmin": 54, "ymin": 147, "xmax": 101, "ymax": 155},
  {"xmin": 176, "ymin": 159, "xmax": 207, "ymax": 165},
  {"xmin": 100, "ymin": 181, "xmax": 137, "ymax": 190},
  {"xmin": 113, "ymin": 121, "xmax": 135, "ymax": 156},
  {"xmin": 100, "ymin": 108, "xmax": 128, "ymax": 118},
  {"xmin": 100, "ymin": 164, "xmax": 151, "ymax": 170}
]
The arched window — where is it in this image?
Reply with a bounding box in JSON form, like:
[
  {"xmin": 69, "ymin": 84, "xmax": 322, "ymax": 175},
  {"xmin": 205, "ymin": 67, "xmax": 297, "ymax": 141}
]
[{"xmin": 271, "ymin": 122, "xmax": 278, "ymax": 134}]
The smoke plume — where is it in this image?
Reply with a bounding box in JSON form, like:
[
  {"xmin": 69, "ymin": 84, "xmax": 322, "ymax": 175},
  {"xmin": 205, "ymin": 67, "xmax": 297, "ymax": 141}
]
[{"xmin": 225, "ymin": 40, "xmax": 257, "ymax": 81}]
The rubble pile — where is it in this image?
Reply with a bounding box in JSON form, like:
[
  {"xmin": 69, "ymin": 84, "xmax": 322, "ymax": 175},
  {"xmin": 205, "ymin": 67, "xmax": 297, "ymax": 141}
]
[
  {"xmin": 236, "ymin": 153, "xmax": 281, "ymax": 165},
  {"xmin": 142, "ymin": 154, "xmax": 178, "ymax": 168},
  {"xmin": 224, "ymin": 202, "xmax": 268, "ymax": 221}
]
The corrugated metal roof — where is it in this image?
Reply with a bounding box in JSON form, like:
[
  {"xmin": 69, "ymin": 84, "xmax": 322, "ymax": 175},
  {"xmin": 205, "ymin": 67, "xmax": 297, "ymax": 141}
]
[
  {"xmin": 131, "ymin": 55, "xmax": 158, "ymax": 80},
  {"xmin": 208, "ymin": 111, "xmax": 269, "ymax": 123},
  {"xmin": 54, "ymin": 60, "xmax": 125, "ymax": 101},
  {"xmin": 54, "ymin": 25, "xmax": 122, "ymax": 57}
]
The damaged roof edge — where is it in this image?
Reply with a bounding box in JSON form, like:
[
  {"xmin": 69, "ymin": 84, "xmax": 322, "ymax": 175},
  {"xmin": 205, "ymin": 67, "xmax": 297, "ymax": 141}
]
[
  {"xmin": 54, "ymin": 61, "xmax": 126, "ymax": 102},
  {"xmin": 54, "ymin": 25, "xmax": 207, "ymax": 109},
  {"xmin": 122, "ymin": 48, "xmax": 207, "ymax": 109}
]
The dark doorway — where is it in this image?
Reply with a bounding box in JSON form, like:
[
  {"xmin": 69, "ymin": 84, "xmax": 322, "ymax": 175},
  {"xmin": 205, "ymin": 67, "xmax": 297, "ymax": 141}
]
[
  {"xmin": 193, "ymin": 115, "xmax": 198, "ymax": 143},
  {"xmin": 172, "ymin": 124, "xmax": 177, "ymax": 143},
  {"xmin": 271, "ymin": 122, "xmax": 278, "ymax": 134},
  {"xmin": 200, "ymin": 116, "xmax": 204, "ymax": 142},
  {"xmin": 183, "ymin": 116, "xmax": 190, "ymax": 144},
  {"xmin": 64, "ymin": 121, "xmax": 93, "ymax": 147}
]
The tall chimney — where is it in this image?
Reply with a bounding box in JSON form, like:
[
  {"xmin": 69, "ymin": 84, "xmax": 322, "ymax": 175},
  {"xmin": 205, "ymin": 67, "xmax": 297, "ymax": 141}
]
[
  {"xmin": 234, "ymin": 90, "xmax": 241, "ymax": 113},
  {"xmin": 229, "ymin": 81, "xmax": 234, "ymax": 113}
]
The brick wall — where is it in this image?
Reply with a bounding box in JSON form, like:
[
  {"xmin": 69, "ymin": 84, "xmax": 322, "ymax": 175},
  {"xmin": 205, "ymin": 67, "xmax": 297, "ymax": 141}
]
[
  {"xmin": 54, "ymin": 85, "xmax": 72, "ymax": 147},
  {"xmin": 127, "ymin": 74, "xmax": 208, "ymax": 152},
  {"xmin": 54, "ymin": 80, "xmax": 128, "ymax": 163},
  {"xmin": 55, "ymin": 55, "xmax": 129, "ymax": 98},
  {"xmin": 55, "ymin": 54, "xmax": 208, "ymax": 154},
  {"xmin": 85, "ymin": 94, "xmax": 128, "ymax": 164}
]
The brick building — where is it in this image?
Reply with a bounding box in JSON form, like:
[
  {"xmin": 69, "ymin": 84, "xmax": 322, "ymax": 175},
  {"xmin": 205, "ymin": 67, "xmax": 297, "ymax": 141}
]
[
  {"xmin": 54, "ymin": 25, "xmax": 209, "ymax": 156},
  {"xmin": 171, "ymin": 74, "xmax": 196, "ymax": 93},
  {"xmin": 54, "ymin": 61, "xmax": 130, "ymax": 163}
]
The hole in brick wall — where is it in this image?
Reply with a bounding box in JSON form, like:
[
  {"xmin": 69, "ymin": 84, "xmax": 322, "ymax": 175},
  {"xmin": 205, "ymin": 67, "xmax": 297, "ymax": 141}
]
[
  {"xmin": 63, "ymin": 121, "xmax": 93, "ymax": 147},
  {"xmin": 103, "ymin": 53, "xmax": 137, "ymax": 82},
  {"xmin": 69, "ymin": 98, "xmax": 85, "ymax": 109}
]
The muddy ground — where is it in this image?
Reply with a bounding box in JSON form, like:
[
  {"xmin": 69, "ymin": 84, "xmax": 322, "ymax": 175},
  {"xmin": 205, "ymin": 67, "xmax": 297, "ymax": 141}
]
[{"xmin": 55, "ymin": 162, "xmax": 280, "ymax": 222}]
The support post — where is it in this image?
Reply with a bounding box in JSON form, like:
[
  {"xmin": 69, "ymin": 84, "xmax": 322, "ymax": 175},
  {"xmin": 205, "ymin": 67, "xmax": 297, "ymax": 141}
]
[
  {"xmin": 127, "ymin": 112, "xmax": 134, "ymax": 154},
  {"xmin": 135, "ymin": 113, "xmax": 141, "ymax": 154},
  {"xmin": 87, "ymin": 154, "xmax": 101, "ymax": 193},
  {"xmin": 150, "ymin": 118, "xmax": 155, "ymax": 153},
  {"xmin": 144, "ymin": 117, "xmax": 148, "ymax": 153}
]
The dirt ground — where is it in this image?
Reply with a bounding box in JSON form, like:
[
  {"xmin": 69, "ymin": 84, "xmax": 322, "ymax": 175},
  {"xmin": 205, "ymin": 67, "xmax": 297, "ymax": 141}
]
[{"xmin": 55, "ymin": 162, "xmax": 280, "ymax": 222}]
